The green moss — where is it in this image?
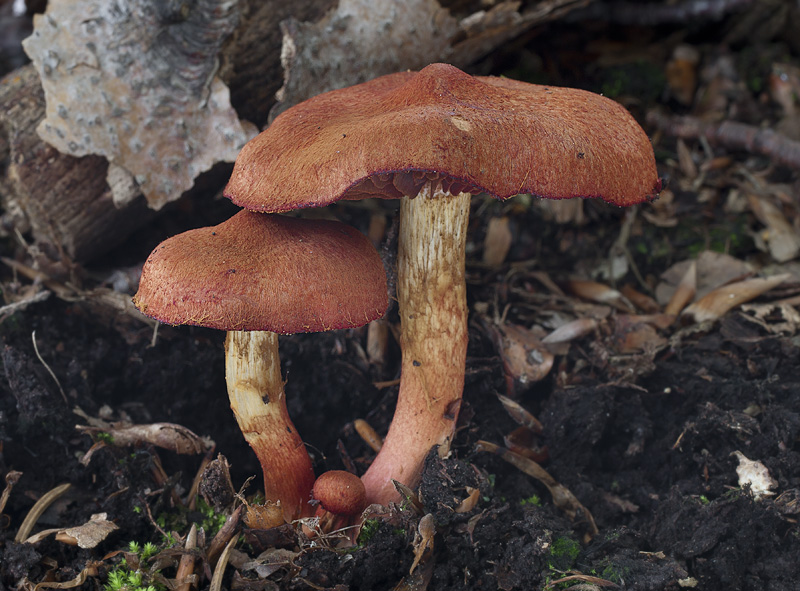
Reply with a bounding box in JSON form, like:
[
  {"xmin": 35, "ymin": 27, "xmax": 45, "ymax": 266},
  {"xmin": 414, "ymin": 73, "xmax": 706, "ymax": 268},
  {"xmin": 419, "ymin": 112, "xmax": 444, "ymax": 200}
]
[
  {"xmin": 599, "ymin": 563, "xmax": 627, "ymax": 584},
  {"xmin": 96, "ymin": 432, "xmax": 115, "ymax": 444},
  {"xmin": 547, "ymin": 537, "xmax": 581, "ymax": 571},
  {"xmin": 196, "ymin": 497, "xmax": 227, "ymax": 536},
  {"xmin": 104, "ymin": 541, "xmax": 165, "ymax": 591},
  {"xmin": 520, "ymin": 494, "xmax": 542, "ymax": 507},
  {"xmin": 357, "ymin": 518, "xmax": 381, "ymax": 545}
]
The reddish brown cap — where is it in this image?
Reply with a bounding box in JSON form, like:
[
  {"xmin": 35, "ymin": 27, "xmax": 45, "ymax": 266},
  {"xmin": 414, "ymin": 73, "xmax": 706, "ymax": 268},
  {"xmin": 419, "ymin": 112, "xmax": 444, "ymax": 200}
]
[
  {"xmin": 312, "ymin": 470, "xmax": 367, "ymax": 516},
  {"xmin": 225, "ymin": 63, "xmax": 660, "ymax": 212},
  {"xmin": 133, "ymin": 211, "xmax": 388, "ymax": 333}
]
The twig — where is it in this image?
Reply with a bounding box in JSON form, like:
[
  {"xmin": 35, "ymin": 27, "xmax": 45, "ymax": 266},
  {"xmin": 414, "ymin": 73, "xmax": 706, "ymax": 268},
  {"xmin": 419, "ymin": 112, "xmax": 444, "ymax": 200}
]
[
  {"xmin": 647, "ymin": 111, "xmax": 800, "ymax": 170},
  {"xmin": 31, "ymin": 331, "xmax": 68, "ymax": 405}
]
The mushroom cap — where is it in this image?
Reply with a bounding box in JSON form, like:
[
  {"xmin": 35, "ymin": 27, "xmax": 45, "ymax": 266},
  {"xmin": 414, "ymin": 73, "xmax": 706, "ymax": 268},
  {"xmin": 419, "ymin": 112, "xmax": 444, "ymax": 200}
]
[
  {"xmin": 225, "ymin": 63, "xmax": 660, "ymax": 212},
  {"xmin": 133, "ymin": 210, "xmax": 388, "ymax": 333},
  {"xmin": 312, "ymin": 470, "xmax": 367, "ymax": 516}
]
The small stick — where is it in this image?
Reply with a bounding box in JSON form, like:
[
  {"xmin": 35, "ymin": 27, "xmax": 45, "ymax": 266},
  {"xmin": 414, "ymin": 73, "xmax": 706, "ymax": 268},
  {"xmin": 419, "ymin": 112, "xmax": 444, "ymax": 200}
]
[{"xmin": 647, "ymin": 111, "xmax": 800, "ymax": 170}]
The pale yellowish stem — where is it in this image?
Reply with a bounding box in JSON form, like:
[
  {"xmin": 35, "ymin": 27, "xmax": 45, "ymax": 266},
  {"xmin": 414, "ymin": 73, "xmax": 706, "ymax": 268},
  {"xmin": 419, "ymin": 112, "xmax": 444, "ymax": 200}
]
[
  {"xmin": 361, "ymin": 184, "xmax": 470, "ymax": 505},
  {"xmin": 225, "ymin": 330, "xmax": 316, "ymax": 521}
]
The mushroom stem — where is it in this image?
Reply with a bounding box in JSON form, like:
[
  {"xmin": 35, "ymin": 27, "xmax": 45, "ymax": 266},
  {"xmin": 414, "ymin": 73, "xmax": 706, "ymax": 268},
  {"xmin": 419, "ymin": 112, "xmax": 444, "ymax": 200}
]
[
  {"xmin": 361, "ymin": 184, "xmax": 470, "ymax": 505},
  {"xmin": 225, "ymin": 330, "xmax": 316, "ymax": 521}
]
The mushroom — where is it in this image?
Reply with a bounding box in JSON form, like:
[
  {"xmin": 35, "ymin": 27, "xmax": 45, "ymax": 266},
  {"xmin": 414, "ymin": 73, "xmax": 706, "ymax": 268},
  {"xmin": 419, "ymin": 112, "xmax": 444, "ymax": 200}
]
[
  {"xmin": 312, "ymin": 470, "xmax": 367, "ymax": 520},
  {"xmin": 133, "ymin": 210, "xmax": 387, "ymax": 520},
  {"xmin": 223, "ymin": 63, "xmax": 661, "ymax": 505}
]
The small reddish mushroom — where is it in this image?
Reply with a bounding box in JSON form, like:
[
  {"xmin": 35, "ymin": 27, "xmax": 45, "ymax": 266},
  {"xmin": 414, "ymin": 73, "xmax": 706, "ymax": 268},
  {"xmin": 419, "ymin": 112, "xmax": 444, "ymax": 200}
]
[
  {"xmin": 312, "ymin": 470, "xmax": 368, "ymax": 518},
  {"xmin": 224, "ymin": 63, "xmax": 661, "ymax": 506},
  {"xmin": 133, "ymin": 210, "xmax": 387, "ymax": 521}
]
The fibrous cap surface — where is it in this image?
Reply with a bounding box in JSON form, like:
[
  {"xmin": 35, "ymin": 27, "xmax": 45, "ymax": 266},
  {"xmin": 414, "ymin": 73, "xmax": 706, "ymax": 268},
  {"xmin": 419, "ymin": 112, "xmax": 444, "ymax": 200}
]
[
  {"xmin": 134, "ymin": 211, "xmax": 388, "ymax": 333},
  {"xmin": 225, "ymin": 63, "xmax": 660, "ymax": 211}
]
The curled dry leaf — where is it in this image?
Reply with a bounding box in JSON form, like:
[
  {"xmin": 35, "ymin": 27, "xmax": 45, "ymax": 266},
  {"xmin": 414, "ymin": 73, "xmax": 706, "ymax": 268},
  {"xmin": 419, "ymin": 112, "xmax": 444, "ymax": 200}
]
[
  {"xmin": 410, "ymin": 513, "xmax": 435, "ymax": 574},
  {"xmin": 664, "ymin": 260, "xmax": 697, "ymax": 317},
  {"xmin": 740, "ymin": 302, "xmax": 800, "ymax": 334},
  {"xmin": 496, "ymin": 394, "xmax": 544, "ymax": 433},
  {"xmin": 366, "ymin": 320, "xmax": 390, "ymax": 367},
  {"xmin": 747, "ymin": 194, "xmax": 800, "ymax": 263},
  {"xmin": 242, "ymin": 502, "xmax": 285, "ymax": 530},
  {"xmin": 611, "ymin": 315, "xmax": 669, "ymax": 355},
  {"xmin": 483, "ymin": 216, "xmax": 513, "ymax": 267},
  {"xmin": 504, "ymin": 426, "xmax": 548, "ymax": 463},
  {"xmin": 492, "ymin": 324, "xmax": 554, "ymax": 393},
  {"xmin": 240, "ymin": 548, "xmax": 299, "ymax": 579},
  {"xmin": 27, "ymin": 512, "xmax": 118, "ymax": 548},
  {"xmin": 564, "ymin": 279, "xmax": 634, "ymax": 312},
  {"xmin": 681, "ymin": 274, "xmax": 791, "ymax": 324},
  {"xmin": 620, "ymin": 284, "xmax": 661, "ymax": 314},
  {"xmin": 656, "ymin": 251, "xmax": 752, "ymax": 306},
  {"xmin": 537, "ymin": 198, "xmax": 586, "ymax": 225},
  {"xmin": 454, "ymin": 487, "xmax": 481, "ymax": 514},
  {"xmin": 542, "ymin": 317, "xmax": 598, "ymax": 345},
  {"xmin": 55, "ymin": 513, "xmax": 119, "ymax": 548}
]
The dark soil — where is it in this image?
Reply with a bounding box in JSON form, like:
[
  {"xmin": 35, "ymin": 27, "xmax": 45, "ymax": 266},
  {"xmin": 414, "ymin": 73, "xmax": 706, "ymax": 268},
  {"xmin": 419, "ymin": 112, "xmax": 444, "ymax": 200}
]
[{"xmin": 2, "ymin": 3, "xmax": 800, "ymax": 591}]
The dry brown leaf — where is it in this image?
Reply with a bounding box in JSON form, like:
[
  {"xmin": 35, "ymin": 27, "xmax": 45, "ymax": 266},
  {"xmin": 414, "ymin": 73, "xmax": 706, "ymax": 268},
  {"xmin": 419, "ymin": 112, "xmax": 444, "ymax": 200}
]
[
  {"xmin": 739, "ymin": 302, "xmax": 800, "ymax": 334},
  {"xmin": 504, "ymin": 426, "xmax": 548, "ymax": 463},
  {"xmin": 242, "ymin": 502, "xmax": 284, "ymax": 530},
  {"xmin": 483, "ymin": 216, "xmax": 513, "ymax": 266},
  {"xmin": 612, "ymin": 315, "xmax": 668, "ymax": 355},
  {"xmin": 642, "ymin": 188, "xmax": 679, "ymax": 228},
  {"xmin": 564, "ymin": 279, "xmax": 634, "ymax": 312},
  {"xmin": 747, "ymin": 194, "xmax": 800, "ymax": 262},
  {"xmin": 620, "ymin": 284, "xmax": 661, "ymax": 314},
  {"xmin": 494, "ymin": 324, "xmax": 554, "ymax": 389},
  {"xmin": 410, "ymin": 514, "xmax": 435, "ymax": 574},
  {"xmin": 664, "ymin": 260, "xmax": 697, "ymax": 316},
  {"xmin": 542, "ymin": 317, "xmax": 598, "ymax": 344},
  {"xmin": 681, "ymin": 274, "xmax": 791, "ymax": 323},
  {"xmin": 58, "ymin": 513, "xmax": 118, "ymax": 548},
  {"xmin": 656, "ymin": 251, "xmax": 752, "ymax": 306},
  {"xmin": 537, "ymin": 198, "xmax": 586, "ymax": 225},
  {"xmin": 496, "ymin": 394, "xmax": 544, "ymax": 433}
]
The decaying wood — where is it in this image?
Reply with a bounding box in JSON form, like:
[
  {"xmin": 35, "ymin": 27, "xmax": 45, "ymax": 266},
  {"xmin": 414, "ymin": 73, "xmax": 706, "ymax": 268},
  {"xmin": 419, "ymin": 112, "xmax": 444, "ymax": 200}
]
[
  {"xmin": 0, "ymin": 64, "xmax": 154, "ymax": 262},
  {"xmin": 1, "ymin": 0, "xmax": 592, "ymax": 263}
]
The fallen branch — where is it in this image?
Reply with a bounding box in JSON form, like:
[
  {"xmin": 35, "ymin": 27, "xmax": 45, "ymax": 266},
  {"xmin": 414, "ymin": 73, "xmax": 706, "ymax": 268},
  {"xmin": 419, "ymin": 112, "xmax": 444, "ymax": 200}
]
[{"xmin": 647, "ymin": 111, "xmax": 800, "ymax": 170}]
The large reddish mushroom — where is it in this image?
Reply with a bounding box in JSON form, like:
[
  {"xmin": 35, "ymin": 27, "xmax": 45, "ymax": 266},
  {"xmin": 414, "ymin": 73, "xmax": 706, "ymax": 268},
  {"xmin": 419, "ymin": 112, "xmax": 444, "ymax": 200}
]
[
  {"xmin": 133, "ymin": 210, "xmax": 387, "ymax": 520},
  {"xmin": 224, "ymin": 63, "xmax": 661, "ymax": 506}
]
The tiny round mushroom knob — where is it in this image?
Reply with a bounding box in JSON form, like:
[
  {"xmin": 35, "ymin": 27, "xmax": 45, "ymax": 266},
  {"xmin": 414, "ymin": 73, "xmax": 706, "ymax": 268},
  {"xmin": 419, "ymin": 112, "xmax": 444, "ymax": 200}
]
[{"xmin": 312, "ymin": 471, "xmax": 367, "ymax": 517}]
